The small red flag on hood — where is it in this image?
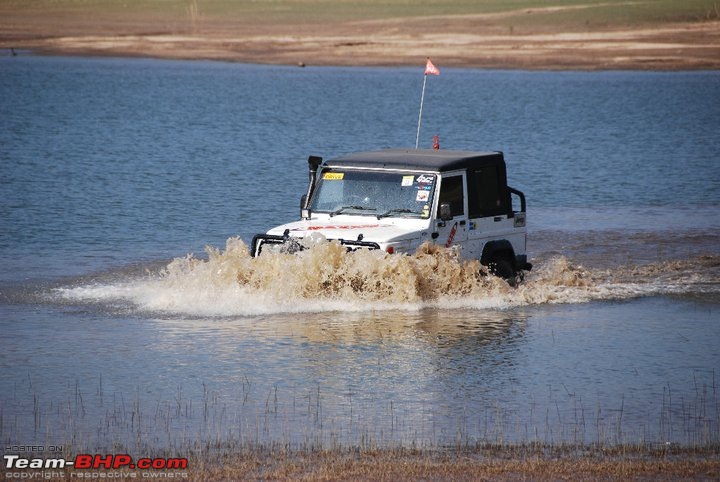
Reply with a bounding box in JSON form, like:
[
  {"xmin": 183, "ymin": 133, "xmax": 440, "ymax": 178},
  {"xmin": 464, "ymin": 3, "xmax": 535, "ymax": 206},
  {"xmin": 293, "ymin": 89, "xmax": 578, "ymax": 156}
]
[{"xmin": 424, "ymin": 58, "xmax": 440, "ymax": 76}]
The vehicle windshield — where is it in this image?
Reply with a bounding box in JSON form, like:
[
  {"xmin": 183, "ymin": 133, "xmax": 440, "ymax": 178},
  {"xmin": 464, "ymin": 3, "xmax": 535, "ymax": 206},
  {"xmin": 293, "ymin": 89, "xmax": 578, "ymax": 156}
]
[{"xmin": 310, "ymin": 169, "xmax": 436, "ymax": 219}]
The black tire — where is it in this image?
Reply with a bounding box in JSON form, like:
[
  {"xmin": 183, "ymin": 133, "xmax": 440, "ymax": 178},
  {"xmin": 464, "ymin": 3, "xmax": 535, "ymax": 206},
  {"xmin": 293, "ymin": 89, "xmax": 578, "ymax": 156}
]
[{"xmin": 488, "ymin": 257, "xmax": 517, "ymax": 286}]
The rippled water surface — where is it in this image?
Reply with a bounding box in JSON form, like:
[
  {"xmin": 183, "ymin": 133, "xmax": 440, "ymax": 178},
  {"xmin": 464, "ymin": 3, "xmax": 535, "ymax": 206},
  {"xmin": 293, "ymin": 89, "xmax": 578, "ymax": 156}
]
[{"xmin": 0, "ymin": 56, "xmax": 718, "ymax": 451}]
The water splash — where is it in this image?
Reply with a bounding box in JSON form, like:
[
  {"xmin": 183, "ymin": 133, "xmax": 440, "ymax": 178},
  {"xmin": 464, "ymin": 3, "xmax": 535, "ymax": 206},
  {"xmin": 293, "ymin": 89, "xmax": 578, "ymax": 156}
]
[{"xmin": 57, "ymin": 237, "xmax": 720, "ymax": 317}]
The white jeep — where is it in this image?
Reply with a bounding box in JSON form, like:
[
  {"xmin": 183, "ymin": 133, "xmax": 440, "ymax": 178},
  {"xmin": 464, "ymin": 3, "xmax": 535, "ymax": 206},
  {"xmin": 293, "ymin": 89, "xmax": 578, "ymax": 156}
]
[{"xmin": 252, "ymin": 148, "xmax": 531, "ymax": 281}]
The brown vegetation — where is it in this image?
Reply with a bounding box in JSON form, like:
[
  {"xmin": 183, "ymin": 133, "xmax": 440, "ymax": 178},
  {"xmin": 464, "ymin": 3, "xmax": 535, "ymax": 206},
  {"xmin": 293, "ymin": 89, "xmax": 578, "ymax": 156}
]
[{"xmin": 185, "ymin": 447, "xmax": 720, "ymax": 481}]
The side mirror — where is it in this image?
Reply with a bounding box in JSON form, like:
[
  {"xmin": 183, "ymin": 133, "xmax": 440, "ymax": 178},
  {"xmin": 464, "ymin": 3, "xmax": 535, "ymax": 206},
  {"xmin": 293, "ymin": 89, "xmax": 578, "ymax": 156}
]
[
  {"xmin": 300, "ymin": 195, "xmax": 310, "ymax": 219},
  {"xmin": 439, "ymin": 202, "xmax": 453, "ymax": 221}
]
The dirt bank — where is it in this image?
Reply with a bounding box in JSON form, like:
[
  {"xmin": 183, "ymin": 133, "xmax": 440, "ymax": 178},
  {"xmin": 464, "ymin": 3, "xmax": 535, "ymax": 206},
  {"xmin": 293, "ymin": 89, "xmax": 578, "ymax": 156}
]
[{"xmin": 1, "ymin": 2, "xmax": 719, "ymax": 70}]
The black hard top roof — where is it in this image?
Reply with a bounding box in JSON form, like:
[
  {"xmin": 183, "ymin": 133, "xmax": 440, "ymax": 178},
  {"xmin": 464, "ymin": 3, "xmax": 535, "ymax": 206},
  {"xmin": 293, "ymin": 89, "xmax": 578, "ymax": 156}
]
[{"xmin": 324, "ymin": 148, "xmax": 504, "ymax": 172}]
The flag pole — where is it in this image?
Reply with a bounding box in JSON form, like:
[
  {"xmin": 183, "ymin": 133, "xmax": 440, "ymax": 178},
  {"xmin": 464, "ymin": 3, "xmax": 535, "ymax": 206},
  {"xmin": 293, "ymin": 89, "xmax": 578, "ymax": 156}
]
[
  {"xmin": 415, "ymin": 58, "xmax": 439, "ymax": 149},
  {"xmin": 415, "ymin": 73, "xmax": 428, "ymax": 149}
]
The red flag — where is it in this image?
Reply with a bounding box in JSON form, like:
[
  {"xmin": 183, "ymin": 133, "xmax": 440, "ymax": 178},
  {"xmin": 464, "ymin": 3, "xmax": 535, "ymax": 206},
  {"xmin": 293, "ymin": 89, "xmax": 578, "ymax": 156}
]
[{"xmin": 424, "ymin": 58, "xmax": 440, "ymax": 76}]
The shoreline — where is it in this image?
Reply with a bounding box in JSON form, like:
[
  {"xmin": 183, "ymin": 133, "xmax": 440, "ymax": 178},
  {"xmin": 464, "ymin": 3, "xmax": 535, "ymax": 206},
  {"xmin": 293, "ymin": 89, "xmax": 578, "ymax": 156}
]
[
  {"xmin": 1, "ymin": 2, "xmax": 719, "ymax": 71},
  {"xmin": 3, "ymin": 22, "xmax": 719, "ymax": 71}
]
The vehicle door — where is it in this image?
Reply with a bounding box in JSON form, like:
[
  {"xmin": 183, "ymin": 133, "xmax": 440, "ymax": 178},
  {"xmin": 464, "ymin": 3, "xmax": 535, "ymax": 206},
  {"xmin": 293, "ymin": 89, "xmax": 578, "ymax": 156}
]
[
  {"xmin": 464, "ymin": 164, "xmax": 518, "ymax": 259},
  {"xmin": 433, "ymin": 172, "xmax": 468, "ymax": 252}
]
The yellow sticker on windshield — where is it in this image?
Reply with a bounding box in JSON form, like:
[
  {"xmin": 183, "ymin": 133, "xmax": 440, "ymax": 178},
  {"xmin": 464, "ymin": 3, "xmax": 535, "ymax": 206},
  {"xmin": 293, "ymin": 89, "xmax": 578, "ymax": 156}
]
[{"xmin": 323, "ymin": 172, "xmax": 344, "ymax": 180}]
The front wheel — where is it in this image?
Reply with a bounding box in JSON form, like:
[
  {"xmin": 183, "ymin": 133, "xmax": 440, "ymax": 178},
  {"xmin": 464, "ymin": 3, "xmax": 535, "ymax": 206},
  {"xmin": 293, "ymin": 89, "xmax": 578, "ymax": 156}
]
[{"xmin": 488, "ymin": 257, "xmax": 519, "ymax": 287}]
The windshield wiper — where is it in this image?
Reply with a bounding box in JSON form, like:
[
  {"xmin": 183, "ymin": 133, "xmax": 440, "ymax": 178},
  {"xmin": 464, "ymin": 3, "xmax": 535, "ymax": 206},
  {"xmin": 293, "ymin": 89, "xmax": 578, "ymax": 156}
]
[
  {"xmin": 329, "ymin": 205, "xmax": 376, "ymax": 217},
  {"xmin": 377, "ymin": 208, "xmax": 415, "ymax": 219}
]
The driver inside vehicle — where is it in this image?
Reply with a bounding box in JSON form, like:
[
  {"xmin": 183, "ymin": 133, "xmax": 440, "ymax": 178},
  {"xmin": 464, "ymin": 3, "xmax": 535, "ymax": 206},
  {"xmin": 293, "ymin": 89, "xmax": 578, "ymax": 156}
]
[{"xmin": 437, "ymin": 175, "xmax": 464, "ymax": 218}]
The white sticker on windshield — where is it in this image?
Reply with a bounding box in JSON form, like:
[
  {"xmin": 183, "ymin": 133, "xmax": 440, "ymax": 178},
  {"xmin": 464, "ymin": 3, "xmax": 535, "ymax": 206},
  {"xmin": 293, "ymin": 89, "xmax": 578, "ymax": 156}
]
[
  {"xmin": 416, "ymin": 174, "xmax": 433, "ymax": 185},
  {"xmin": 416, "ymin": 190, "xmax": 430, "ymax": 202},
  {"xmin": 401, "ymin": 175, "xmax": 414, "ymax": 187}
]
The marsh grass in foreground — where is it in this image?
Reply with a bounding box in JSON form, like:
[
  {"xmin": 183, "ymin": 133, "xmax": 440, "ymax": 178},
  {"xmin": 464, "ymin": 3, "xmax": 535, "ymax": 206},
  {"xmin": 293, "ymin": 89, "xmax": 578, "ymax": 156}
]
[
  {"xmin": 1, "ymin": 375, "xmax": 719, "ymax": 480},
  {"xmin": 1, "ymin": 444, "xmax": 718, "ymax": 481},
  {"xmin": 5, "ymin": 373, "xmax": 720, "ymax": 459},
  {"xmin": 2, "ymin": 372, "xmax": 719, "ymax": 455},
  {"xmin": 186, "ymin": 445, "xmax": 720, "ymax": 481}
]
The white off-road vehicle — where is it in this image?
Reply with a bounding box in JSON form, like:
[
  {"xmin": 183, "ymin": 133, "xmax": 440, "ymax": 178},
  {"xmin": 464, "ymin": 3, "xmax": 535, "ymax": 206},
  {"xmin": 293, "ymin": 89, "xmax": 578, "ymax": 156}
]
[{"xmin": 252, "ymin": 148, "xmax": 531, "ymax": 281}]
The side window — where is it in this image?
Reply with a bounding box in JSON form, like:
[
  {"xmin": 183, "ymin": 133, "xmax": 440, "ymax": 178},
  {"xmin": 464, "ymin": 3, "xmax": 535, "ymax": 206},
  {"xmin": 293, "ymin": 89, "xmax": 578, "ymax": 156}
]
[
  {"xmin": 437, "ymin": 175, "xmax": 465, "ymax": 217},
  {"xmin": 468, "ymin": 166, "xmax": 504, "ymax": 218}
]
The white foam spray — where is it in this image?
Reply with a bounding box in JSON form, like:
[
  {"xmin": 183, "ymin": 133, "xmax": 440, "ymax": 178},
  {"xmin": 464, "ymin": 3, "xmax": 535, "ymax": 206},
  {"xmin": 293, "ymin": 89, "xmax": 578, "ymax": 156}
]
[{"xmin": 57, "ymin": 237, "xmax": 720, "ymax": 317}]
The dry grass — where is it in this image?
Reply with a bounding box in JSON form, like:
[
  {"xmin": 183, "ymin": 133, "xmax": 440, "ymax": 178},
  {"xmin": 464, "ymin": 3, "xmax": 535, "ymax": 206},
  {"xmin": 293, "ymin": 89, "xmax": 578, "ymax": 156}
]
[
  {"xmin": 128, "ymin": 446, "xmax": 720, "ymax": 481},
  {"xmin": 2, "ymin": 446, "xmax": 716, "ymax": 481},
  {"xmin": 224, "ymin": 457, "xmax": 718, "ymax": 482},
  {"xmin": 1, "ymin": 372, "xmax": 718, "ymax": 480},
  {"xmin": 1, "ymin": 0, "xmax": 718, "ymax": 29}
]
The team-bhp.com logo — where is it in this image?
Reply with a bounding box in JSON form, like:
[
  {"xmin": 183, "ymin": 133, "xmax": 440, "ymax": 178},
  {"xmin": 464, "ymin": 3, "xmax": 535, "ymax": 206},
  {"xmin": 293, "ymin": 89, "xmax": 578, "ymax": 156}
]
[
  {"xmin": 5, "ymin": 452, "xmax": 189, "ymax": 479},
  {"xmin": 5, "ymin": 454, "xmax": 188, "ymax": 470}
]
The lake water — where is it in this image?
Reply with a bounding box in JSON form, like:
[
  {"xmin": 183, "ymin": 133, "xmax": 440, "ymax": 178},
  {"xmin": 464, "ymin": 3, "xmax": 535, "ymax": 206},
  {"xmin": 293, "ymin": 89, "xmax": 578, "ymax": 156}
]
[{"xmin": 1, "ymin": 55, "xmax": 719, "ymax": 453}]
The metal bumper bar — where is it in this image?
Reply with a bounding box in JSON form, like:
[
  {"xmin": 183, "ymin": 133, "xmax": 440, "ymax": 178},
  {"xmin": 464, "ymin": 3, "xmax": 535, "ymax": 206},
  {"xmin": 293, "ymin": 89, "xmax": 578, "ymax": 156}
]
[{"xmin": 251, "ymin": 230, "xmax": 380, "ymax": 257}]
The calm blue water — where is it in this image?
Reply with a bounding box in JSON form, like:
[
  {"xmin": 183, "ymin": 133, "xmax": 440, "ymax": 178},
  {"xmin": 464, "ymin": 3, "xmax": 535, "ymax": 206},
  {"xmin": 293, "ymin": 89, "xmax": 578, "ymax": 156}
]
[{"xmin": 0, "ymin": 56, "xmax": 719, "ymax": 452}]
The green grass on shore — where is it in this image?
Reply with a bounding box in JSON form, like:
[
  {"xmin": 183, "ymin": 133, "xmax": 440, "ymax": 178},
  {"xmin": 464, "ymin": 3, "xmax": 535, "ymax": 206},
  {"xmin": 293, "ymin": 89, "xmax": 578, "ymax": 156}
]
[{"xmin": 2, "ymin": 0, "xmax": 719, "ymax": 28}]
